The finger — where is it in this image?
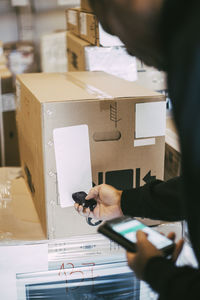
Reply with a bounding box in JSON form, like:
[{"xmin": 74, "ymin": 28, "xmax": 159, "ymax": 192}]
[
  {"xmin": 126, "ymin": 251, "xmax": 136, "ymax": 266},
  {"xmin": 136, "ymin": 230, "xmax": 148, "ymax": 242},
  {"xmin": 74, "ymin": 203, "xmax": 83, "ymax": 214},
  {"xmin": 85, "ymin": 186, "xmax": 100, "ymax": 200},
  {"xmin": 172, "ymin": 239, "xmax": 184, "ymax": 262},
  {"xmin": 76, "ymin": 205, "xmax": 88, "ymax": 217},
  {"xmin": 85, "ymin": 207, "xmax": 91, "ymax": 218},
  {"xmin": 74, "ymin": 203, "xmax": 79, "ymax": 211},
  {"xmin": 167, "ymin": 232, "xmax": 176, "ymax": 241}
]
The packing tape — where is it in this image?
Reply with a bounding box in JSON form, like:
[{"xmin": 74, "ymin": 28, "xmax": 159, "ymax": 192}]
[{"xmin": 65, "ymin": 74, "xmax": 114, "ymax": 100}]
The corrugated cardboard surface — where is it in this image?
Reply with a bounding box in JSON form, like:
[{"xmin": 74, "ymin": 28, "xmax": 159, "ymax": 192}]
[
  {"xmin": 16, "ymin": 71, "xmax": 166, "ymax": 238},
  {"xmin": 81, "ymin": 0, "xmax": 93, "ymax": 12},
  {"xmin": 0, "ymin": 167, "xmax": 45, "ymax": 240},
  {"xmin": 16, "ymin": 83, "xmax": 47, "ymax": 236},
  {"xmin": 165, "ymin": 116, "xmax": 181, "ymax": 180},
  {"xmin": 67, "ymin": 32, "xmax": 90, "ymax": 71},
  {"xmin": 79, "ymin": 11, "xmax": 99, "ymax": 45},
  {"xmin": 0, "ymin": 71, "xmax": 13, "ymax": 94},
  {"xmin": 66, "ymin": 8, "xmax": 80, "ymax": 36},
  {"xmin": 1, "ymin": 111, "xmax": 20, "ymax": 166}
]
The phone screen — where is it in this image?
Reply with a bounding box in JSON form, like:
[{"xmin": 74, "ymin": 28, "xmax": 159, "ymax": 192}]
[{"xmin": 111, "ymin": 219, "xmax": 173, "ymax": 250}]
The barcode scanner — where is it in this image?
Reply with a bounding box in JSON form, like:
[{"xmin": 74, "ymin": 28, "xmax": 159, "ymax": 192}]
[{"xmin": 72, "ymin": 191, "xmax": 97, "ymax": 212}]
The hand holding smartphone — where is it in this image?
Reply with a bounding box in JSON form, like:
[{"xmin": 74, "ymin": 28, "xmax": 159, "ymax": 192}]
[{"xmin": 98, "ymin": 216, "xmax": 175, "ymax": 257}]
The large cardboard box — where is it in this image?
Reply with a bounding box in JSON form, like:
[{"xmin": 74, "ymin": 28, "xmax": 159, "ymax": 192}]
[
  {"xmin": 67, "ymin": 32, "xmax": 137, "ymax": 82},
  {"xmin": 16, "ymin": 71, "xmax": 166, "ymax": 239},
  {"xmin": 165, "ymin": 116, "xmax": 181, "ymax": 180},
  {"xmin": 81, "ymin": 0, "xmax": 93, "ymax": 12},
  {"xmin": 66, "ymin": 8, "xmax": 80, "ymax": 36}
]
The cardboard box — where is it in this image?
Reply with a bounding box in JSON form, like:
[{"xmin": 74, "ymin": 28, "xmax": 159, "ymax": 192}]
[
  {"xmin": 67, "ymin": 32, "xmax": 137, "ymax": 82},
  {"xmin": 0, "ymin": 167, "xmax": 45, "ymax": 240},
  {"xmin": 66, "ymin": 8, "xmax": 80, "ymax": 36},
  {"xmin": 0, "ymin": 74, "xmax": 19, "ymax": 166},
  {"xmin": 40, "ymin": 31, "xmax": 67, "ymax": 73},
  {"xmin": 81, "ymin": 0, "xmax": 93, "ymax": 12},
  {"xmin": 0, "ymin": 54, "xmax": 7, "ymax": 66},
  {"xmin": 79, "ymin": 11, "xmax": 99, "ymax": 45},
  {"xmin": 67, "ymin": 31, "xmax": 90, "ymax": 71},
  {"xmin": 79, "ymin": 11, "xmax": 123, "ymax": 47},
  {"xmin": 164, "ymin": 116, "xmax": 181, "ymax": 180},
  {"xmin": 1, "ymin": 109, "xmax": 20, "ymax": 167},
  {"xmin": 0, "ymin": 69, "xmax": 13, "ymax": 94},
  {"xmin": 16, "ymin": 71, "xmax": 166, "ymax": 239}
]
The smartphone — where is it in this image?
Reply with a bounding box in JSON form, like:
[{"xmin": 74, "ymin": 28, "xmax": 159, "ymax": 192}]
[{"xmin": 98, "ymin": 216, "xmax": 175, "ymax": 257}]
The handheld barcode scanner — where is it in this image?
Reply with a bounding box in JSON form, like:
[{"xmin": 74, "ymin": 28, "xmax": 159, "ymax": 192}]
[
  {"xmin": 72, "ymin": 191, "xmax": 102, "ymax": 226},
  {"xmin": 72, "ymin": 191, "xmax": 97, "ymax": 211}
]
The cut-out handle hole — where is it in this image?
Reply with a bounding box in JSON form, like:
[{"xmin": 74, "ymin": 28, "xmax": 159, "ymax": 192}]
[{"xmin": 93, "ymin": 130, "xmax": 121, "ymax": 142}]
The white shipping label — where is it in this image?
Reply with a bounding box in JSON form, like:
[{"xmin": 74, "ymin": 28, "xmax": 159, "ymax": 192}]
[
  {"xmin": 68, "ymin": 10, "xmax": 77, "ymax": 26},
  {"xmin": 80, "ymin": 12, "xmax": 87, "ymax": 36},
  {"xmin": 134, "ymin": 138, "xmax": 155, "ymax": 147},
  {"xmin": 2, "ymin": 93, "xmax": 16, "ymax": 112},
  {"xmin": 53, "ymin": 125, "xmax": 93, "ymax": 208},
  {"xmin": 135, "ymin": 102, "xmax": 166, "ymax": 138}
]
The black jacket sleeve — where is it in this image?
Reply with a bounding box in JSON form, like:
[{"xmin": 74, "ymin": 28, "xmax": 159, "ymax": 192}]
[
  {"xmin": 134, "ymin": 1, "xmax": 200, "ymax": 299},
  {"xmin": 143, "ymin": 256, "xmax": 200, "ymax": 300},
  {"xmin": 121, "ymin": 177, "xmax": 185, "ymax": 221}
]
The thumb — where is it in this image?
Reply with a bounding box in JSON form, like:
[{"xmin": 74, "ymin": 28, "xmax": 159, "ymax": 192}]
[
  {"xmin": 136, "ymin": 230, "xmax": 149, "ymax": 248},
  {"xmin": 136, "ymin": 230, "xmax": 148, "ymax": 242}
]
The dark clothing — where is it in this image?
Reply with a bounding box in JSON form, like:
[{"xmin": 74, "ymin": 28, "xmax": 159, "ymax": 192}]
[
  {"xmin": 121, "ymin": 177, "xmax": 185, "ymax": 222},
  {"xmin": 121, "ymin": 1, "xmax": 200, "ymax": 299}
]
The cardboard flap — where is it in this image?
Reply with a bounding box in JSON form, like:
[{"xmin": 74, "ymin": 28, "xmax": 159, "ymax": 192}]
[{"xmin": 17, "ymin": 71, "xmax": 163, "ymax": 104}]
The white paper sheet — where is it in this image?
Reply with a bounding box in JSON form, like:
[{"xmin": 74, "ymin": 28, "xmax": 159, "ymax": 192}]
[
  {"xmin": 99, "ymin": 23, "xmax": 124, "ymax": 47},
  {"xmin": 0, "ymin": 244, "xmax": 48, "ymax": 300},
  {"xmin": 135, "ymin": 102, "xmax": 166, "ymax": 138},
  {"xmin": 53, "ymin": 125, "xmax": 93, "ymax": 208}
]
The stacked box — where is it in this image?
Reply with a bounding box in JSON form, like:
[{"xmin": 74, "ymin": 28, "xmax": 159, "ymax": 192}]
[
  {"xmin": 66, "ymin": 5, "xmax": 137, "ymax": 82},
  {"xmin": 164, "ymin": 116, "xmax": 181, "ymax": 180},
  {"xmin": 81, "ymin": 0, "xmax": 93, "ymax": 12},
  {"xmin": 16, "ymin": 71, "xmax": 166, "ymax": 239},
  {"xmin": 0, "ymin": 42, "xmax": 20, "ymax": 167},
  {"xmin": 66, "ymin": 7, "xmax": 80, "ymax": 36},
  {"xmin": 40, "ymin": 31, "xmax": 68, "ymax": 73}
]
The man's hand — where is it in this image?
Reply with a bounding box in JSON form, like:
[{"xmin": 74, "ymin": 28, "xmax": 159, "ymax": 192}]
[
  {"xmin": 127, "ymin": 231, "xmax": 184, "ymax": 279},
  {"xmin": 74, "ymin": 184, "xmax": 123, "ymax": 220}
]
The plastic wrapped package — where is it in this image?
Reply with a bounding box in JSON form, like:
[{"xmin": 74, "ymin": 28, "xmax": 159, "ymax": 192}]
[
  {"xmin": 14, "ymin": 234, "xmax": 158, "ymax": 300},
  {"xmin": 0, "ymin": 167, "xmax": 46, "ymax": 242},
  {"xmin": 136, "ymin": 59, "xmax": 167, "ymax": 92},
  {"xmin": 3, "ymin": 41, "xmax": 38, "ymax": 79},
  {"xmin": 0, "ymin": 233, "xmax": 158, "ymax": 300},
  {"xmin": 84, "ymin": 46, "xmax": 137, "ymax": 82}
]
